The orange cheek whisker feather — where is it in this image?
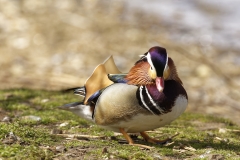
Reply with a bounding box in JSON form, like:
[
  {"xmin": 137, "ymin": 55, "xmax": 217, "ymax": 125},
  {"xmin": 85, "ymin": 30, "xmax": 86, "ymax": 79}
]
[{"xmin": 126, "ymin": 62, "xmax": 153, "ymax": 85}]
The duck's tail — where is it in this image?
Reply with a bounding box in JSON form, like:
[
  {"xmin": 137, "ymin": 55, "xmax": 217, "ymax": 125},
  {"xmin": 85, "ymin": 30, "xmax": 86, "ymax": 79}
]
[{"xmin": 59, "ymin": 101, "xmax": 93, "ymax": 122}]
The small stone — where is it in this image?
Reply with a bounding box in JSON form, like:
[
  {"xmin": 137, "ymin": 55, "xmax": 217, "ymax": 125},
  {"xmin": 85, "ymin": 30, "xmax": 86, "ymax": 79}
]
[
  {"xmin": 41, "ymin": 99, "xmax": 49, "ymax": 103},
  {"xmin": 55, "ymin": 145, "xmax": 66, "ymax": 153},
  {"xmin": 59, "ymin": 122, "xmax": 69, "ymax": 127},
  {"xmin": 2, "ymin": 116, "xmax": 11, "ymax": 122},
  {"xmin": 219, "ymin": 128, "xmax": 227, "ymax": 134}
]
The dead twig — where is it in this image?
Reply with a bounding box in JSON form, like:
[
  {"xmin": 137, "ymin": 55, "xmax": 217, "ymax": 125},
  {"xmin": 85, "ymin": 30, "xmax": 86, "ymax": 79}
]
[
  {"xmin": 145, "ymin": 131, "xmax": 163, "ymax": 134},
  {"xmin": 55, "ymin": 134, "xmax": 105, "ymax": 139},
  {"xmin": 169, "ymin": 132, "xmax": 180, "ymax": 139},
  {"xmin": 225, "ymin": 129, "xmax": 240, "ymax": 133}
]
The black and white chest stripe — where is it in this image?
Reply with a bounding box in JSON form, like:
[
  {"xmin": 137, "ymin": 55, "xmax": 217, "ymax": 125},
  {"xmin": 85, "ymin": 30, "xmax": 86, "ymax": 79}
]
[{"xmin": 137, "ymin": 85, "xmax": 165, "ymax": 115}]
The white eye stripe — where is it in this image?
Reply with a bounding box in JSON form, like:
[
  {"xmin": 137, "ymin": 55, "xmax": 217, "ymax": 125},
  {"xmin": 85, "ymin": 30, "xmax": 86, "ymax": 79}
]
[
  {"xmin": 146, "ymin": 52, "xmax": 156, "ymax": 72},
  {"xmin": 164, "ymin": 55, "xmax": 168, "ymax": 71},
  {"xmin": 147, "ymin": 52, "xmax": 168, "ymax": 72}
]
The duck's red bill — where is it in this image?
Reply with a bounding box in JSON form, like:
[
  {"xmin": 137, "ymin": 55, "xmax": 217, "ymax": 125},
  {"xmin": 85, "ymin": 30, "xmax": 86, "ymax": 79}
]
[{"xmin": 156, "ymin": 77, "xmax": 164, "ymax": 92}]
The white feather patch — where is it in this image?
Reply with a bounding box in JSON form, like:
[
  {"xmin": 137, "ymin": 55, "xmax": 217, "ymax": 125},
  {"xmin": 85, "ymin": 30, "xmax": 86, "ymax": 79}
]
[
  {"xmin": 144, "ymin": 86, "xmax": 164, "ymax": 113},
  {"xmin": 139, "ymin": 86, "xmax": 155, "ymax": 114}
]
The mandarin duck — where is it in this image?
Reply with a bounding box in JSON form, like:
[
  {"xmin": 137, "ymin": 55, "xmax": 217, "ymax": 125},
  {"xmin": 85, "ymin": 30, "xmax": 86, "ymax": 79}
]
[{"xmin": 60, "ymin": 46, "xmax": 188, "ymax": 148}]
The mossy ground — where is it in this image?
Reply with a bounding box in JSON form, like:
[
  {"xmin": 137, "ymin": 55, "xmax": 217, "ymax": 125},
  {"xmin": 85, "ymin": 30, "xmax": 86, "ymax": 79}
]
[{"xmin": 0, "ymin": 89, "xmax": 240, "ymax": 159}]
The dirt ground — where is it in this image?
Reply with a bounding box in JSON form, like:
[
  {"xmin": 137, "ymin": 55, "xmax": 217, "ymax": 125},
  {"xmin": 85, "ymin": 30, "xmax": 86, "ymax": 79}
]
[{"xmin": 0, "ymin": 0, "xmax": 240, "ymax": 125}]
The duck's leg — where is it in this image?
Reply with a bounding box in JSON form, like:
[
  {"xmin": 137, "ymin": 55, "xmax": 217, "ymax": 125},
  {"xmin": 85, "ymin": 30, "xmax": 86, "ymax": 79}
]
[
  {"xmin": 119, "ymin": 128, "xmax": 153, "ymax": 149},
  {"xmin": 140, "ymin": 131, "xmax": 178, "ymax": 144}
]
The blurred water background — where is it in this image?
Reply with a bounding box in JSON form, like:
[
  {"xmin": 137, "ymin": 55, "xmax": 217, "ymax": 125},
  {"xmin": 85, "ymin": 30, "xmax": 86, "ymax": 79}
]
[{"xmin": 0, "ymin": 0, "xmax": 239, "ymax": 124}]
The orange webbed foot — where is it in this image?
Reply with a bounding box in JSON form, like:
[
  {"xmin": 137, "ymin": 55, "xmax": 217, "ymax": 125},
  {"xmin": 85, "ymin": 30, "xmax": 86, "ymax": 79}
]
[
  {"xmin": 119, "ymin": 128, "xmax": 153, "ymax": 149},
  {"xmin": 140, "ymin": 131, "xmax": 179, "ymax": 144}
]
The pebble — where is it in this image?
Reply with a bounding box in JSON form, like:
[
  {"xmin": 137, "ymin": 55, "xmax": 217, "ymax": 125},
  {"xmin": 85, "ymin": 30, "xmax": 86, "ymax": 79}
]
[
  {"xmin": 55, "ymin": 145, "xmax": 66, "ymax": 152},
  {"xmin": 219, "ymin": 128, "xmax": 227, "ymax": 134},
  {"xmin": 41, "ymin": 99, "xmax": 49, "ymax": 103},
  {"xmin": 59, "ymin": 122, "xmax": 69, "ymax": 127},
  {"xmin": 2, "ymin": 116, "xmax": 11, "ymax": 122}
]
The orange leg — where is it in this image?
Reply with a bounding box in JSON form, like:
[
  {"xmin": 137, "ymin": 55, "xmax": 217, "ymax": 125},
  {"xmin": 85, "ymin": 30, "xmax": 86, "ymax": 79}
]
[
  {"xmin": 119, "ymin": 128, "xmax": 153, "ymax": 149},
  {"xmin": 140, "ymin": 131, "xmax": 178, "ymax": 144}
]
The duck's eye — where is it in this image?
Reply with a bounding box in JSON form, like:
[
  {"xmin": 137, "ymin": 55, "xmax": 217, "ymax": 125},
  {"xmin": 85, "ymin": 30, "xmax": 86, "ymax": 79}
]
[{"xmin": 150, "ymin": 66, "xmax": 153, "ymax": 70}]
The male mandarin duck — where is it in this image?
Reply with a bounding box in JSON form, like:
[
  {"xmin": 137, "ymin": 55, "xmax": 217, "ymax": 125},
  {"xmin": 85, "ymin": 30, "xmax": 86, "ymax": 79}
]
[{"xmin": 60, "ymin": 46, "xmax": 188, "ymax": 148}]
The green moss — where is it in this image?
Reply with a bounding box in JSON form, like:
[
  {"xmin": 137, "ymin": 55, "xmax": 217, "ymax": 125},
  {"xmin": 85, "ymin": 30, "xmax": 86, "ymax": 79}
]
[{"xmin": 0, "ymin": 89, "xmax": 240, "ymax": 159}]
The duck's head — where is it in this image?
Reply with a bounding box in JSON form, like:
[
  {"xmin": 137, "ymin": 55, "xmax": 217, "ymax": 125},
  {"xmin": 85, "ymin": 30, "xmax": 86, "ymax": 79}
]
[
  {"xmin": 146, "ymin": 46, "xmax": 168, "ymax": 92},
  {"xmin": 126, "ymin": 46, "xmax": 180, "ymax": 92}
]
